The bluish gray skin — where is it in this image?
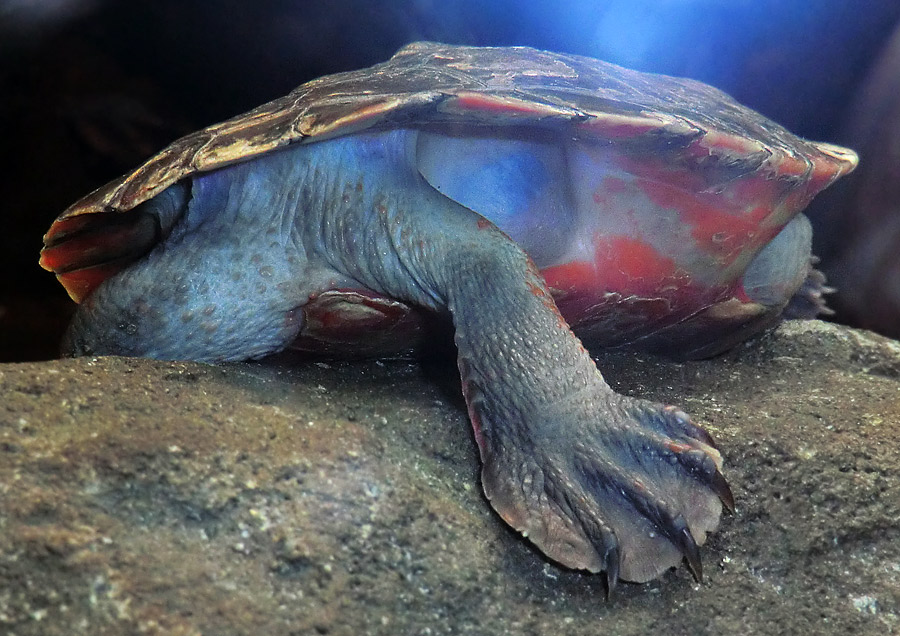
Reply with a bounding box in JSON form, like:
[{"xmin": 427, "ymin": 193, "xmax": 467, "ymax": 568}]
[{"xmin": 65, "ymin": 128, "xmax": 735, "ymax": 587}]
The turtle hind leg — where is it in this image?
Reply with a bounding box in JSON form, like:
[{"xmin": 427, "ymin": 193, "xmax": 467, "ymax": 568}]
[
  {"xmin": 782, "ymin": 258, "xmax": 834, "ymax": 318},
  {"xmin": 741, "ymin": 213, "xmax": 825, "ymax": 316},
  {"xmin": 432, "ymin": 225, "xmax": 732, "ymax": 585}
]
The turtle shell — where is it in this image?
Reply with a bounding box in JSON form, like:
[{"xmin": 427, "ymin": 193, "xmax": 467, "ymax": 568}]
[{"xmin": 41, "ymin": 41, "xmax": 857, "ymax": 302}]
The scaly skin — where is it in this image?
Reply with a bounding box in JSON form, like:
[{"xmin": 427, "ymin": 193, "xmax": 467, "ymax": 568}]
[{"xmin": 64, "ymin": 129, "xmax": 733, "ymax": 589}]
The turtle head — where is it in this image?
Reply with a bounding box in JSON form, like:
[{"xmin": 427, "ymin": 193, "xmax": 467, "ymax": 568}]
[
  {"xmin": 58, "ymin": 166, "xmax": 312, "ymax": 364},
  {"xmin": 47, "ymin": 183, "xmax": 189, "ymax": 359},
  {"xmin": 59, "ymin": 247, "xmax": 215, "ymax": 362},
  {"xmin": 61, "ymin": 280, "xmax": 170, "ymax": 359},
  {"xmin": 60, "ymin": 234, "xmax": 306, "ymax": 364}
]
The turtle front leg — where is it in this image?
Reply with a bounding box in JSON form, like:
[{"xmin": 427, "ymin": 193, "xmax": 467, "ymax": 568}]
[
  {"xmin": 318, "ymin": 137, "xmax": 734, "ymax": 588},
  {"xmin": 442, "ymin": 233, "xmax": 734, "ymax": 587}
]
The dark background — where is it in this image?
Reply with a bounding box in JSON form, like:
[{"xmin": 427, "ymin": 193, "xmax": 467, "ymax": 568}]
[{"xmin": 3, "ymin": 0, "xmax": 899, "ymax": 360}]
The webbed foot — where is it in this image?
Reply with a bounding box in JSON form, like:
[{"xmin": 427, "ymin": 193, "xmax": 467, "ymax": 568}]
[{"xmin": 471, "ymin": 385, "xmax": 734, "ymax": 588}]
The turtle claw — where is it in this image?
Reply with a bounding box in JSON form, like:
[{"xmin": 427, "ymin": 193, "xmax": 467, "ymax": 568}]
[
  {"xmin": 604, "ymin": 545, "xmax": 620, "ymax": 598},
  {"xmin": 677, "ymin": 524, "xmax": 703, "ymax": 582},
  {"xmin": 710, "ymin": 469, "xmax": 737, "ymax": 514}
]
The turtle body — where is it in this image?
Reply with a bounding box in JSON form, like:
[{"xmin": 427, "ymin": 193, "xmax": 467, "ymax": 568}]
[{"xmin": 41, "ymin": 42, "xmax": 856, "ymax": 587}]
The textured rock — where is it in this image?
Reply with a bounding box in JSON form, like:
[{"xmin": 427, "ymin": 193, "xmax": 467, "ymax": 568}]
[{"xmin": 1, "ymin": 320, "xmax": 898, "ymax": 636}]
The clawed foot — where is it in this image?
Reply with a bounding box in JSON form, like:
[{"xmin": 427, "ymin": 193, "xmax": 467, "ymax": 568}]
[{"xmin": 476, "ymin": 393, "xmax": 734, "ymax": 591}]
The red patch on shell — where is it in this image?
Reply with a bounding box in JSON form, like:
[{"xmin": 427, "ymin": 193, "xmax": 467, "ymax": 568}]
[
  {"xmin": 574, "ymin": 113, "xmax": 675, "ymax": 139},
  {"xmin": 56, "ymin": 265, "xmax": 128, "ymax": 304},
  {"xmin": 42, "ymin": 214, "xmax": 98, "ymax": 247},
  {"xmin": 541, "ymin": 235, "xmax": 704, "ymax": 313},
  {"xmin": 539, "ymin": 235, "xmax": 736, "ymax": 347},
  {"xmin": 448, "ymin": 91, "xmax": 570, "ymax": 118},
  {"xmin": 542, "ymin": 260, "xmax": 595, "ymax": 287},
  {"xmin": 591, "ymin": 235, "xmax": 690, "ymax": 296},
  {"xmin": 635, "ymin": 177, "xmax": 778, "ymax": 265},
  {"xmin": 41, "ymin": 209, "xmax": 159, "ymax": 302},
  {"xmin": 691, "ymin": 129, "xmax": 766, "ymax": 156}
]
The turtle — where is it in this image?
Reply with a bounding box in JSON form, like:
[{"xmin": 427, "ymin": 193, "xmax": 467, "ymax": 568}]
[{"xmin": 40, "ymin": 42, "xmax": 857, "ymax": 589}]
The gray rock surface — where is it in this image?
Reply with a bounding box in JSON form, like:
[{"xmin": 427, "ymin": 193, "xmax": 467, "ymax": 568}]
[{"xmin": 1, "ymin": 320, "xmax": 898, "ymax": 635}]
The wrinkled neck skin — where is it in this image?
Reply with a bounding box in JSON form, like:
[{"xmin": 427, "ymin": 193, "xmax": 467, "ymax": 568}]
[{"xmin": 63, "ymin": 129, "xmax": 447, "ymax": 362}]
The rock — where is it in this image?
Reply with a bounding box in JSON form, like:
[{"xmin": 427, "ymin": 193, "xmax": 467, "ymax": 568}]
[{"xmin": 1, "ymin": 320, "xmax": 898, "ymax": 635}]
